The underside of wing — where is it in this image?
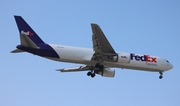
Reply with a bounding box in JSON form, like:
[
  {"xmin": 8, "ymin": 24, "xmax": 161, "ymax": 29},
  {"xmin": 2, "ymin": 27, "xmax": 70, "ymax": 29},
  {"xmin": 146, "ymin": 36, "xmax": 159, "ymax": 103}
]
[{"xmin": 56, "ymin": 65, "xmax": 115, "ymax": 78}]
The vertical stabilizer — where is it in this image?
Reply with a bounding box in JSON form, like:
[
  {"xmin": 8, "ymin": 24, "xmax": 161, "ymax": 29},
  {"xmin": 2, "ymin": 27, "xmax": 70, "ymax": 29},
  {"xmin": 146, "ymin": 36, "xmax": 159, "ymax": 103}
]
[{"xmin": 14, "ymin": 16, "xmax": 45, "ymax": 45}]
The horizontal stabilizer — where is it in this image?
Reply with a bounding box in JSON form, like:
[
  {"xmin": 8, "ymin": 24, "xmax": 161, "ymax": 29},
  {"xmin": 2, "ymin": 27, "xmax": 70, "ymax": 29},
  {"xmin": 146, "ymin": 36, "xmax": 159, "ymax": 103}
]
[
  {"xmin": 56, "ymin": 65, "xmax": 92, "ymax": 72},
  {"xmin": 11, "ymin": 49, "xmax": 24, "ymax": 53},
  {"xmin": 20, "ymin": 33, "xmax": 39, "ymax": 49}
]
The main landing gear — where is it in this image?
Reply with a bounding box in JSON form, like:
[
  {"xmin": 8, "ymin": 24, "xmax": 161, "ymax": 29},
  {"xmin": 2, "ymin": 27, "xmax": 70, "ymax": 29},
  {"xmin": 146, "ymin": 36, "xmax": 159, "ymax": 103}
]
[
  {"xmin": 87, "ymin": 63, "xmax": 104, "ymax": 78},
  {"xmin": 95, "ymin": 63, "xmax": 104, "ymax": 69},
  {"xmin": 87, "ymin": 71, "xmax": 95, "ymax": 78},
  {"xmin": 159, "ymin": 71, "xmax": 163, "ymax": 79}
]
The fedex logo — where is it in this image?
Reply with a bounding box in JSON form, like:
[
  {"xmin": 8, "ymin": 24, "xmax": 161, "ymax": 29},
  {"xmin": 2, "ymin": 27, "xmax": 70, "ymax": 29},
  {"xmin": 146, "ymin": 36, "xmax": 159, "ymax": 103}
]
[
  {"xmin": 121, "ymin": 56, "xmax": 127, "ymax": 58},
  {"xmin": 21, "ymin": 31, "xmax": 34, "ymax": 36},
  {"xmin": 130, "ymin": 53, "xmax": 157, "ymax": 63}
]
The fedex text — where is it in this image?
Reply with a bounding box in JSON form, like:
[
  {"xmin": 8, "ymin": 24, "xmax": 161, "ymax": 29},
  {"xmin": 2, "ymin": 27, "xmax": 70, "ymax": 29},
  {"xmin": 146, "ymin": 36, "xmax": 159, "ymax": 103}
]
[
  {"xmin": 21, "ymin": 31, "xmax": 34, "ymax": 36},
  {"xmin": 130, "ymin": 53, "xmax": 157, "ymax": 63}
]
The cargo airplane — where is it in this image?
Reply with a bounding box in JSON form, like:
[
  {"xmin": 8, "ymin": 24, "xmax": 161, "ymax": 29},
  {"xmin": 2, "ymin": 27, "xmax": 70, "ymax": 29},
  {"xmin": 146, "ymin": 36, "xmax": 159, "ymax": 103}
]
[{"xmin": 11, "ymin": 16, "xmax": 173, "ymax": 79}]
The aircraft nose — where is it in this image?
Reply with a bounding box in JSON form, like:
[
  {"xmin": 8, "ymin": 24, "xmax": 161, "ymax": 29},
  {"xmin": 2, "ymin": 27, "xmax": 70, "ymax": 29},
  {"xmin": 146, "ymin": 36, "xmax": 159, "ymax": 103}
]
[
  {"xmin": 169, "ymin": 63, "xmax": 173, "ymax": 70},
  {"xmin": 166, "ymin": 62, "xmax": 173, "ymax": 70}
]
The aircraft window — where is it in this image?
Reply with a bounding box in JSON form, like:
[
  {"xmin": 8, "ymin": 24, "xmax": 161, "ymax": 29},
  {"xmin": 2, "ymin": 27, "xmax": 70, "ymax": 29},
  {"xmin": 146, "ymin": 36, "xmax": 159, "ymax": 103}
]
[{"xmin": 166, "ymin": 60, "xmax": 169, "ymax": 63}]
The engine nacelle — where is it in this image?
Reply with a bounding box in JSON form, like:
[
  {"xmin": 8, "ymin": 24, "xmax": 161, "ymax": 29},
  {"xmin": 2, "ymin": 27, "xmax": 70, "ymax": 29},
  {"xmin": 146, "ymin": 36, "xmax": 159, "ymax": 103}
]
[
  {"xmin": 103, "ymin": 53, "xmax": 130, "ymax": 64},
  {"xmin": 117, "ymin": 53, "xmax": 130, "ymax": 64},
  {"xmin": 97, "ymin": 68, "xmax": 115, "ymax": 78}
]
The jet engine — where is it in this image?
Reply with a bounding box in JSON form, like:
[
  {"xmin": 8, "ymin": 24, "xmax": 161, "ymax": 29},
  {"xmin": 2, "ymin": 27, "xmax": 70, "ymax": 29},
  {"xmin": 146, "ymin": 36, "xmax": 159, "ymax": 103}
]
[
  {"xmin": 103, "ymin": 53, "xmax": 130, "ymax": 63},
  {"xmin": 97, "ymin": 68, "xmax": 115, "ymax": 78}
]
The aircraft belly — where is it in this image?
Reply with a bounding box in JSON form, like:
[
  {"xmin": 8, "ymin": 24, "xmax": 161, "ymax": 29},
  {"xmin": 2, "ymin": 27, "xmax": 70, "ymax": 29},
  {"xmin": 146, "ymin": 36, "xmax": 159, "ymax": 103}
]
[
  {"xmin": 60, "ymin": 52, "xmax": 90, "ymax": 62},
  {"xmin": 104, "ymin": 61, "xmax": 163, "ymax": 72}
]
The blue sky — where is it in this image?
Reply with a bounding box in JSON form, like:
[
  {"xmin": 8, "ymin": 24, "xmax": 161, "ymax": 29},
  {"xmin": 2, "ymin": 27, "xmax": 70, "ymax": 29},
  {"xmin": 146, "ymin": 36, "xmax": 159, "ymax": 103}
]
[{"xmin": 1, "ymin": 0, "xmax": 180, "ymax": 106}]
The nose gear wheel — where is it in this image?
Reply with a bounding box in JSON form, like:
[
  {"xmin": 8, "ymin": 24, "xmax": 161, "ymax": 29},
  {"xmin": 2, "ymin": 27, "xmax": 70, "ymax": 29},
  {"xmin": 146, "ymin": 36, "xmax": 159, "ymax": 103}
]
[{"xmin": 159, "ymin": 71, "xmax": 163, "ymax": 79}]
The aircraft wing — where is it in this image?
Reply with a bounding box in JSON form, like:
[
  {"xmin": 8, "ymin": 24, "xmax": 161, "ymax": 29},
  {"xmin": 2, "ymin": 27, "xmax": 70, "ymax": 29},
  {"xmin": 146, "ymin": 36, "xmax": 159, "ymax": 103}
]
[
  {"xmin": 91, "ymin": 23, "xmax": 116, "ymax": 54},
  {"xmin": 56, "ymin": 65, "xmax": 93, "ymax": 72},
  {"xmin": 91, "ymin": 24, "xmax": 118, "ymax": 62}
]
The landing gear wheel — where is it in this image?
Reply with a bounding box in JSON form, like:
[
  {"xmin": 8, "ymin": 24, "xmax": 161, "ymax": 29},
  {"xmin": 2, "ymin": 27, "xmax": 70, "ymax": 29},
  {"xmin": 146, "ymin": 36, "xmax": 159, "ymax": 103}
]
[
  {"xmin": 159, "ymin": 75, "xmax": 163, "ymax": 79},
  {"xmin": 159, "ymin": 71, "xmax": 163, "ymax": 79},
  {"xmin": 87, "ymin": 72, "xmax": 91, "ymax": 76},
  {"xmin": 91, "ymin": 73, "xmax": 95, "ymax": 78},
  {"xmin": 87, "ymin": 71, "xmax": 95, "ymax": 78}
]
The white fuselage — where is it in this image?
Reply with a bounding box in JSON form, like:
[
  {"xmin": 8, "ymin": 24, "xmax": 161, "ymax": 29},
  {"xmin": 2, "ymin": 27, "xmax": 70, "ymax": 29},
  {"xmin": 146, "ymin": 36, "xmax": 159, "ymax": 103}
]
[{"xmin": 48, "ymin": 44, "xmax": 173, "ymax": 72}]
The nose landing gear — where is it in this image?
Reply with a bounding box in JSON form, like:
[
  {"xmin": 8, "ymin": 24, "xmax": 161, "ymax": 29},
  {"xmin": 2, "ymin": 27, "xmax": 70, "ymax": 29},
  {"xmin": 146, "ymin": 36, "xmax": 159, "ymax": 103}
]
[{"xmin": 159, "ymin": 71, "xmax": 163, "ymax": 79}]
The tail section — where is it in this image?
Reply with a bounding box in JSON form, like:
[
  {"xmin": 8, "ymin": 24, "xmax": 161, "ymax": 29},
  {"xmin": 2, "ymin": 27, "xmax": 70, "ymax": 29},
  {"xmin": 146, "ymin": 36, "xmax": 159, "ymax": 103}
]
[
  {"xmin": 14, "ymin": 16, "xmax": 45, "ymax": 45},
  {"xmin": 11, "ymin": 16, "xmax": 60, "ymax": 58}
]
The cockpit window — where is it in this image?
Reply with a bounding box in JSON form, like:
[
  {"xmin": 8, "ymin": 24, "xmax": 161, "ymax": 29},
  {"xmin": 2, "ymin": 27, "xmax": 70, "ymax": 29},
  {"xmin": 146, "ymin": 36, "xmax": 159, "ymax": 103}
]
[{"xmin": 166, "ymin": 60, "xmax": 169, "ymax": 63}]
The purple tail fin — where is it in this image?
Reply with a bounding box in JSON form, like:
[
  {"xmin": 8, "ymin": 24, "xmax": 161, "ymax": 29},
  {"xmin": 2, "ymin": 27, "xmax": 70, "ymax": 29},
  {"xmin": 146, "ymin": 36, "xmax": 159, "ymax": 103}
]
[{"xmin": 14, "ymin": 15, "xmax": 45, "ymax": 44}]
